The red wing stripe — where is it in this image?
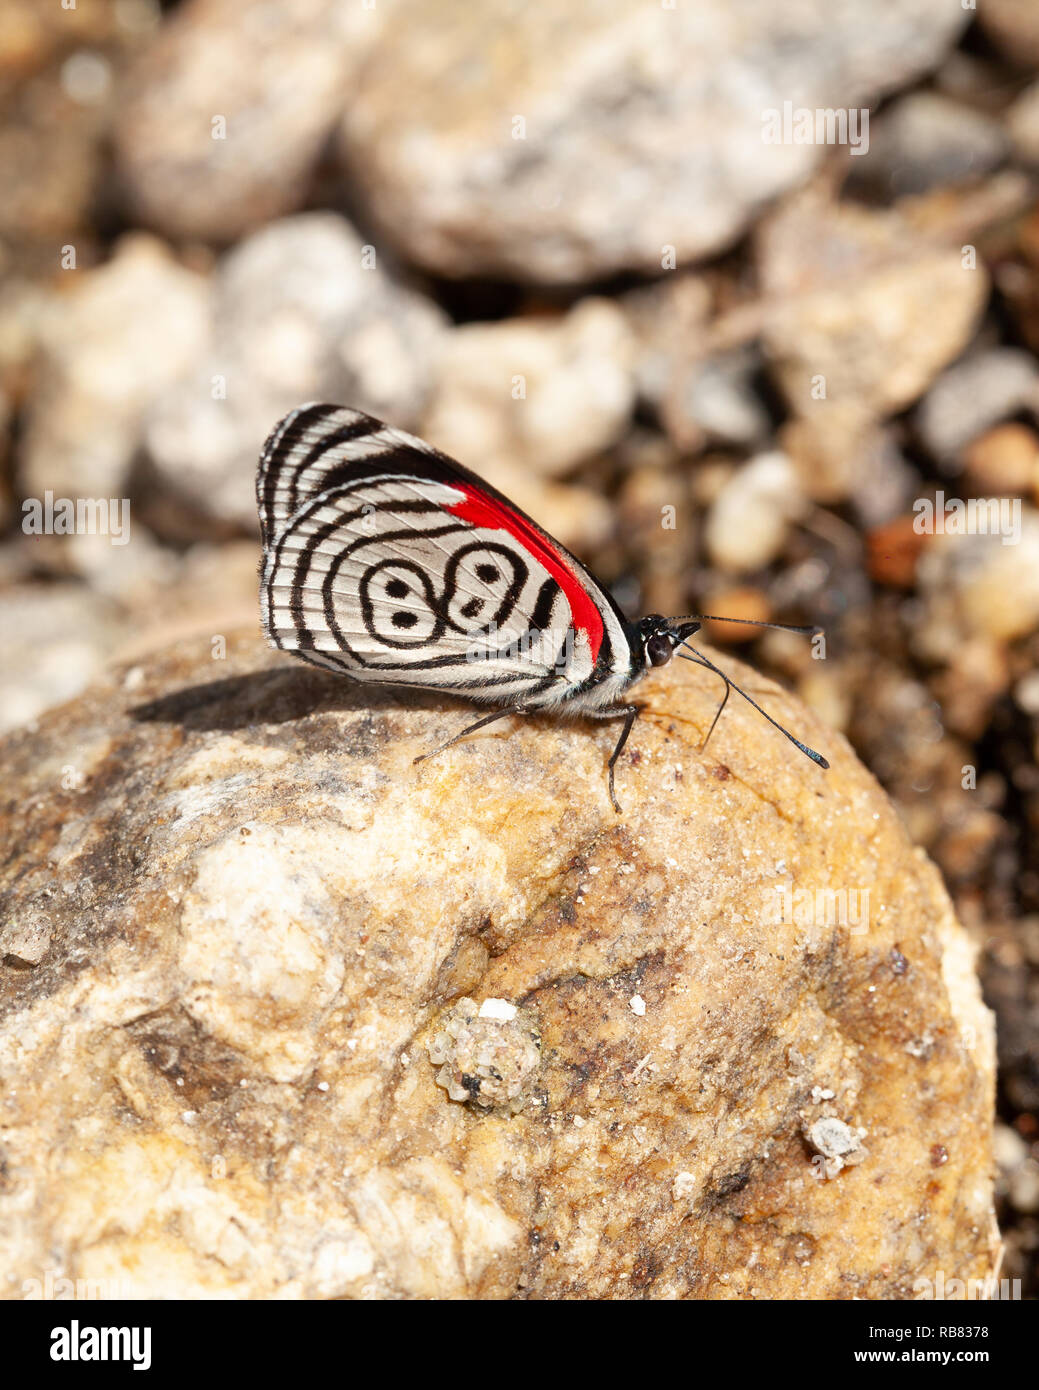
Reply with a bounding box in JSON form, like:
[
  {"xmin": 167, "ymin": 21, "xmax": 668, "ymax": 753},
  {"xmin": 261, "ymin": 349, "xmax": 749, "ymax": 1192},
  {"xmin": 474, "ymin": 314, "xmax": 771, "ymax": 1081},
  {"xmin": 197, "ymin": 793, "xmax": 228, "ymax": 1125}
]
[{"xmin": 446, "ymin": 485, "xmax": 604, "ymax": 663}]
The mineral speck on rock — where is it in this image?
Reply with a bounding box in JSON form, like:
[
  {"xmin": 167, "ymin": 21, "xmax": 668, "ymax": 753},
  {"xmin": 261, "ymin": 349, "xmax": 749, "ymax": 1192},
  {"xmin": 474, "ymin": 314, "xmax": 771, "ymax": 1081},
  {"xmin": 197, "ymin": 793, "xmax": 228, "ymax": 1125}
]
[
  {"xmin": 428, "ymin": 997, "xmax": 541, "ymax": 1111},
  {"xmin": 806, "ymin": 1117, "xmax": 868, "ymax": 1180}
]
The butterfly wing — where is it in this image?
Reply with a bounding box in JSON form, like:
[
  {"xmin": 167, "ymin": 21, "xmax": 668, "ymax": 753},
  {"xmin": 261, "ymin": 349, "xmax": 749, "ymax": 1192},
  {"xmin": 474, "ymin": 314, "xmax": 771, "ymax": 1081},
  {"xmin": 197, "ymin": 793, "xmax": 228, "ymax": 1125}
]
[{"xmin": 257, "ymin": 404, "xmax": 633, "ymax": 707}]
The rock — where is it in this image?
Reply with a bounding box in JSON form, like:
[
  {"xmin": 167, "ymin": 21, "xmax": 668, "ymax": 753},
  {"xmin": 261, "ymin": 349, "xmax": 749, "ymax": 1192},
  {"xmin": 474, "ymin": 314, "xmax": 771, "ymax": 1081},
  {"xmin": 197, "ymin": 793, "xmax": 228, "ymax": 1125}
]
[
  {"xmin": 995, "ymin": 204, "xmax": 1039, "ymax": 359},
  {"xmin": 0, "ymin": 0, "xmax": 156, "ymax": 276},
  {"xmin": 1007, "ymin": 1161, "xmax": 1039, "ymax": 1215},
  {"xmin": 963, "ymin": 422, "xmax": 1039, "ymax": 497},
  {"xmin": 843, "ymin": 659, "xmax": 960, "ymax": 822},
  {"xmin": 915, "ymin": 508, "xmax": 1039, "ymax": 650},
  {"xmin": 145, "ymin": 213, "xmax": 447, "ymax": 533},
  {"xmin": 983, "ymin": 942, "xmax": 1039, "ymax": 1119},
  {"xmin": 338, "ymin": 0, "xmax": 968, "ymax": 283},
  {"xmin": 1007, "ymin": 81, "xmax": 1039, "ymax": 166},
  {"xmin": 700, "ymin": 586, "xmax": 773, "ymax": 645},
  {"xmin": 622, "ymin": 274, "xmax": 763, "ymax": 452},
  {"xmin": 418, "ymin": 299, "xmax": 630, "ymax": 552},
  {"xmin": 623, "ymin": 274, "xmax": 713, "ymax": 414},
  {"xmin": 0, "ymin": 633, "xmax": 997, "ymax": 1297},
  {"xmin": 0, "ymin": 540, "xmax": 260, "ymax": 732},
  {"xmin": 423, "ymin": 300, "xmax": 634, "ymax": 480},
  {"xmin": 114, "ymin": 0, "xmax": 385, "ymax": 241},
  {"xmin": 758, "ymin": 189, "xmax": 989, "ymax": 420},
  {"xmin": 978, "ymin": 0, "xmax": 1039, "ymax": 70},
  {"xmin": 914, "ymin": 349, "xmax": 1039, "ymax": 467},
  {"xmin": 21, "ymin": 235, "xmax": 209, "ymax": 503},
  {"xmin": 705, "ymin": 451, "xmax": 806, "ymax": 574},
  {"xmin": 806, "ymin": 1116, "xmax": 867, "ymax": 1180},
  {"xmin": 428, "ymin": 997, "xmax": 541, "ymax": 1111},
  {"xmin": 1013, "ymin": 669, "xmax": 1039, "ymax": 715},
  {"xmin": 845, "ymin": 92, "xmax": 1008, "ymax": 200},
  {"xmin": 866, "ymin": 515, "xmax": 931, "ymax": 589},
  {"xmin": 0, "ymin": 383, "xmax": 11, "ymax": 530},
  {"xmin": 662, "ymin": 347, "xmax": 772, "ymax": 453},
  {"xmin": 0, "ymin": 277, "xmax": 50, "ymax": 409},
  {"xmin": 931, "ymin": 637, "xmax": 1011, "ymax": 741},
  {"xmin": 0, "ymin": 584, "xmax": 122, "ymax": 735},
  {"xmin": 994, "ymin": 1122, "xmax": 1028, "ymax": 1176},
  {"xmin": 781, "ymin": 406, "xmax": 914, "ymax": 511},
  {"xmin": 612, "ymin": 452, "xmax": 696, "ymax": 621}
]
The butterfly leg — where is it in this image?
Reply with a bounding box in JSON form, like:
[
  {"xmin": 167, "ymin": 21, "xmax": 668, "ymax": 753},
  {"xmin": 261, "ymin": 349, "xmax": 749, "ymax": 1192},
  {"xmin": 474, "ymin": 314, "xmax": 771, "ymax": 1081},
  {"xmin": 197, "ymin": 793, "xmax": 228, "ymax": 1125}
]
[
  {"xmin": 679, "ymin": 646, "xmax": 732, "ymax": 751},
  {"xmin": 586, "ymin": 703, "xmax": 641, "ymax": 814},
  {"xmin": 413, "ymin": 705, "xmax": 528, "ymax": 768}
]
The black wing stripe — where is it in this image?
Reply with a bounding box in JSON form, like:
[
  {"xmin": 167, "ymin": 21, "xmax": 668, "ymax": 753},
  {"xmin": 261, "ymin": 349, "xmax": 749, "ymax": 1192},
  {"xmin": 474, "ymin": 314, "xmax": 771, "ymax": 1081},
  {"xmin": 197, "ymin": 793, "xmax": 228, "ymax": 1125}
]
[
  {"xmin": 257, "ymin": 403, "xmax": 333, "ymax": 545},
  {"xmin": 287, "ymin": 416, "xmax": 383, "ymax": 517},
  {"xmin": 530, "ymin": 576, "xmax": 561, "ymax": 633},
  {"xmin": 259, "ymin": 404, "xmax": 393, "ymax": 545}
]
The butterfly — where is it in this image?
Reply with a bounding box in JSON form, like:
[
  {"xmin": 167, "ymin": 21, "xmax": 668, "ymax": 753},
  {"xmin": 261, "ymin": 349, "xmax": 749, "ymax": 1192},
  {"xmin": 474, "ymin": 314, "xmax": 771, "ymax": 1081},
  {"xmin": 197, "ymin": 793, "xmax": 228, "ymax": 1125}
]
[{"xmin": 257, "ymin": 403, "xmax": 828, "ymax": 812}]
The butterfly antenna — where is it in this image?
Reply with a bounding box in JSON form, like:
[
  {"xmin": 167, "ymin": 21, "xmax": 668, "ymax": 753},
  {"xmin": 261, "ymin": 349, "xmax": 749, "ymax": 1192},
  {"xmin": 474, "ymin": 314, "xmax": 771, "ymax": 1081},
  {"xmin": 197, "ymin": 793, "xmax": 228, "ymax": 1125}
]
[
  {"xmin": 676, "ymin": 615, "xmax": 823, "ymax": 637},
  {"xmin": 677, "ymin": 642, "xmax": 829, "ymax": 769}
]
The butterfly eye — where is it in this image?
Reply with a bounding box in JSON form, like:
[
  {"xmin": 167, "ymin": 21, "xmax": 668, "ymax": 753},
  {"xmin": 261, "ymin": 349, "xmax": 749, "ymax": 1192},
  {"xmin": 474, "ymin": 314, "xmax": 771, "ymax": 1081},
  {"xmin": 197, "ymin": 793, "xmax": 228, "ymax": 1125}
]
[{"xmin": 646, "ymin": 633, "xmax": 672, "ymax": 667}]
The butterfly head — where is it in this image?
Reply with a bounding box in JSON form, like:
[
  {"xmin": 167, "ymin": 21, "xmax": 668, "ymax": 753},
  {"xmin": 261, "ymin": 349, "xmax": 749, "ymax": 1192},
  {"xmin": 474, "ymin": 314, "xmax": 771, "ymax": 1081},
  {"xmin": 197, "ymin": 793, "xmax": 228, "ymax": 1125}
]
[{"xmin": 635, "ymin": 615, "xmax": 702, "ymax": 669}]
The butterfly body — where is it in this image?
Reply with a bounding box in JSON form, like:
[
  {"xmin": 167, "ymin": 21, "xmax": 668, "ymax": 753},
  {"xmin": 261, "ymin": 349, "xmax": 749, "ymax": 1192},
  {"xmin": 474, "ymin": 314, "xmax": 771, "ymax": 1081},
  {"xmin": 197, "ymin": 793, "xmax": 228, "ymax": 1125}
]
[{"xmin": 257, "ymin": 403, "xmax": 825, "ymax": 811}]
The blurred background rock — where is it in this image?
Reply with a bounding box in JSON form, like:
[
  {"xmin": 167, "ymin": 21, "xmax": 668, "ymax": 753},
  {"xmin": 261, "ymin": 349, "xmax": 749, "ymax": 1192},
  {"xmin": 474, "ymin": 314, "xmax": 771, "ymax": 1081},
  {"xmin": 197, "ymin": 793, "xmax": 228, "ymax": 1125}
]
[{"xmin": 2, "ymin": 0, "xmax": 1038, "ymax": 1293}]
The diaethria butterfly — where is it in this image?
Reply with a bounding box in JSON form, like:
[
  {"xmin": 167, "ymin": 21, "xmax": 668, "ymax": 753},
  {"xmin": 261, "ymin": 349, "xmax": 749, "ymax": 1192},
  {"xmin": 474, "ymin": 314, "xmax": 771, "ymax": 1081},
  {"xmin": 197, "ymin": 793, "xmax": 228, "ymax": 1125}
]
[{"xmin": 257, "ymin": 403, "xmax": 828, "ymax": 812}]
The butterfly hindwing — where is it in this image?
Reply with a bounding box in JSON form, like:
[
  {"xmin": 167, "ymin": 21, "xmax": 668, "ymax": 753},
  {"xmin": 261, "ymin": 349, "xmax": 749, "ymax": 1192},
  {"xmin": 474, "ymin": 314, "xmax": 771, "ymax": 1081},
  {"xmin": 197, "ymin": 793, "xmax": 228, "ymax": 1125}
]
[{"xmin": 257, "ymin": 405, "xmax": 632, "ymax": 705}]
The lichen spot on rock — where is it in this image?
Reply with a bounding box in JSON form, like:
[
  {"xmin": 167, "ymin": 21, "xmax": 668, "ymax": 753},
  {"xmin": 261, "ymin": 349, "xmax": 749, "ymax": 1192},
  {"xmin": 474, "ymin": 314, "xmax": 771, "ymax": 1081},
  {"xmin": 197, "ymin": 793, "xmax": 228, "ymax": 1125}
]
[{"xmin": 428, "ymin": 997, "xmax": 541, "ymax": 1112}]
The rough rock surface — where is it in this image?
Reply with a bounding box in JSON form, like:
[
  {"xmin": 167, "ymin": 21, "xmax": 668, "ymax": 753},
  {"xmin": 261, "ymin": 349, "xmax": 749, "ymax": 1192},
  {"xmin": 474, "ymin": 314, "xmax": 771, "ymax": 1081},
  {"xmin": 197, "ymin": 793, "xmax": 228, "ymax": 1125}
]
[
  {"xmin": 0, "ymin": 633, "xmax": 997, "ymax": 1299},
  {"xmin": 337, "ymin": 0, "xmax": 967, "ymax": 282}
]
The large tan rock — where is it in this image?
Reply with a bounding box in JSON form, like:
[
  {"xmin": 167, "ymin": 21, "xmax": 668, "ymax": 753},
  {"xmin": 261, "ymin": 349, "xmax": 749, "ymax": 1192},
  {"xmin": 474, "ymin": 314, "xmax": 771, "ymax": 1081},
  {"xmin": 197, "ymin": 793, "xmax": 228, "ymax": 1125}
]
[{"xmin": 0, "ymin": 633, "xmax": 997, "ymax": 1298}]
